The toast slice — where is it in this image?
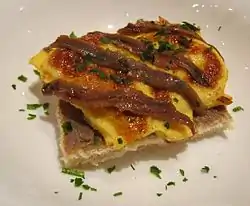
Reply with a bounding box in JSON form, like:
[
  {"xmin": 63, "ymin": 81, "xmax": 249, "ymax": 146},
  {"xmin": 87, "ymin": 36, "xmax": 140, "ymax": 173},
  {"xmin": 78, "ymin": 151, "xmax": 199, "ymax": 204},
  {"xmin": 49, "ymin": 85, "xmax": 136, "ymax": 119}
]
[{"xmin": 57, "ymin": 100, "xmax": 232, "ymax": 168}]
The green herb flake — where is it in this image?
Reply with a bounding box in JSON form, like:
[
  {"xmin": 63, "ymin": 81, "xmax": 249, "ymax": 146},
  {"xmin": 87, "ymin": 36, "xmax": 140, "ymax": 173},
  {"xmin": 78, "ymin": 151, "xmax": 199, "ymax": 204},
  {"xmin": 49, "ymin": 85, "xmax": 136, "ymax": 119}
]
[
  {"xmin": 61, "ymin": 168, "xmax": 85, "ymax": 178},
  {"xmin": 158, "ymin": 41, "xmax": 174, "ymax": 52},
  {"xmin": 156, "ymin": 193, "xmax": 163, "ymax": 197},
  {"xmin": 100, "ymin": 37, "xmax": 112, "ymax": 44},
  {"xmin": 166, "ymin": 181, "xmax": 175, "ymax": 186},
  {"xmin": 54, "ymin": 191, "xmax": 59, "ymax": 194},
  {"xmin": 232, "ymin": 106, "xmax": 244, "ymax": 112},
  {"xmin": 74, "ymin": 178, "xmax": 83, "ymax": 187},
  {"xmin": 164, "ymin": 122, "xmax": 170, "ymax": 129},
  {"xmin": 19, "ymin": 109, "xmax": 25, "ymax": 112},
  {"xmin": 82, "ymin": 184, "xmax": 90, "ymax": 190},
  {"xmin": 173, "ymin": 97, "xmax": 179, "ymax": 103},
  {"xmin": 107, "ymin": 165, "xmax": 116, "ymax": 174},
  {"xmin": 130, "ymin": 164, "xmax": 135, "ymax": 170},
  {"xmin": 27, "ymin": 114, "xmax": 36, "ymax": 120},
  {"xmin": 90, "ymin": 187, "xmax": 97, "ymax": 192},
  {"xmin": 213, "ymin": 175, "xmax": 217, "ymax": 179},
  {"xmin": 218, "ymin": 26, "xmax": 222, "ymax": 31},
  {"xmin": 201, "ymin": 166, "xmax": 210, "ymax": 173},
  {"xmin": 150, "ymin": 166, "xmax": 162, "ymax": 179},
  {"xmin": 33, "ymin": 70, "xmax": 40, "ymax": 77},
  {"xmin": 11, "ymin": 84, "xmax": 16, "ymax": 90},
  {"xmin": 18, "ymin": 75, "xmax": 28, "ymax": 82},
  {"xmin": 113, "ymin": 192, "xmax": 123, "ymax": 197},
  {"xmin": 69, "ymin": 31, "xmax": 77, "ymax": 39},
  {"xmin": 154, "ymin": 28, "xmax": 166, "ymax": 36},
  {"xmin": 89, "ymin": 68, "xmax": 107, "ymax": 79},
  {"xmin": 62, "ymin": 121, "xmax": 73, "ymax": 135},
  {"xmin": 70, "ymin": 179, "xmax": 74, "ymax": 183},
  {"xmin": 117, "ymin": 137, "xmax": 123, "ymax": 144},
  {"xmin": 179, "ymin": 169, "xmax": 185, "ymax": 176},
  {"xmin": 181, "ymin": 22, "xmax": 200, "ymax": 32},
  {"xmin": 182, "ymin": 177, "xmax": 188, "ymax": 182},
  {"xmin": 78, "ymin": 192, "xmax": 83, "ymax": 201},
  {"xmin": 27, "ymin": 104, "xmax": 42, "ymax": 110}
]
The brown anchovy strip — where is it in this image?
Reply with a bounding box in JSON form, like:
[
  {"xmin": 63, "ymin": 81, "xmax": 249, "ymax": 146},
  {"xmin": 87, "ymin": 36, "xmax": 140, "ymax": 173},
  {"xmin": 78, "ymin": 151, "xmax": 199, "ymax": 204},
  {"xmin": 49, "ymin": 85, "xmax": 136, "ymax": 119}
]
[
  {"xmin": 99, "ymin": 33, "xmax": 209, "ymax": 86},
  {"xmin": 117, "ymin": 21, "xmax": 204, "ymax": 41},
  {"xmin": 42, "ymin": 80, "xmax": 195, "ymax": 133},
  {"xmin": 47, "ymin": 35, "xmax": 205, "ymax": 114}
]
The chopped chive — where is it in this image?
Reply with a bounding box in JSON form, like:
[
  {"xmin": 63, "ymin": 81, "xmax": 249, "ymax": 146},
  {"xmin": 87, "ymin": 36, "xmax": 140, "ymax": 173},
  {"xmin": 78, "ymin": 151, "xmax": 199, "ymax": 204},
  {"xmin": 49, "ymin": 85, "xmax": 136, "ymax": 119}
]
[
  {"xmin": 27, "ymin": 104, "xmax": 42, "ymax": 110},
  {"xmin": 179, "ymin": 169, "xmax": 185, "ymax": 176},
  {"xmin": 18, "ymin": 109, "xmax": 25, "ymax": 112},
  {"xmin": 33, "ymin": 70, "xmax": 40, "ymax": 77},
  {"xmin": 156, "ymin": 193, "xmax": 163, "ymax": 197},
  {"xmin": 11, "ymin": 84, "xmax": 16, "ymax": 90},
  {"xmin": 232, "ymin": 106, "xmax": 244, "ymax": 112},
  {"xmin": 82, "ymin": 184, "xmax": 90, "ymax": 190},
  {"xmin": 130, "ymin": 164, "xmax": 135, "ymax": 170},
  {"xmin": 164, "ymin": 122, "xmax": 170, "ymax": 129},
  {"xmin": 150, "ymin": 166, "xmax": 162, "ymax": 179},
  {"xmin": 213, "ymin": 176, "xmax": 217, "ymax": 179},
  {"xmin": 90, "ymin": 187, "xmax": 97, "ymax": 192},
  {"xmin": 117, "ymin": 137, "xmax": 123, "ymax": 144},
  {"xmin": 78, "ymin": 192, "xmax": 83, "ymax": 200},
  {"xmin": 158, "ymin": 41, "xmax": 174, "ymax": 52},
  {"xmin": 62, "ymin": 121, "xmax": 73, "ymax": 135},
  {"xmin": 173, "ymin": 97, "xmax": 179, "ymax": 103},
  {"xmin": 27, "ymin": 114, "xmax": 36, "ymax": 120},
  {"xmin": 113, "ymin": 192, "xmax": 123, "ymax": 197},
  {"xmin": 18, "ymin": 75, "xmax": 27, "ymax": 82},
  {"xmin": 74, "ymin": 178, "xmax": 83, "ymax": 187},
  {"xmin": 69, "ymin": 31, "xmax": 77, "ymax": 38},
  {"xmin": 218, "ymin": 26, "xmax": 222, "ymax": 31},
  {"xmin": 182, "ymin": 177, "xmax": 188, "ymax": 182},
  {"xmin": 61, "ymin": 168, "xmax": 85, "ymax": 178},
  {"xmin": 180, "ymin": 22, "xmax": 200, "ymax": 32},
  {"xmin": 107, "ymin": 165, "xmax": 116, "ymax": 174},
  {"xmin": 43, "ymin": 102, "xmax": 50, "ymax": 110},
  {"xmin": 54, "ymin": 191, "xmax": 59, "ymax": 194},
  {"xmin": 201, "ymin": 166, "xmax": 210, "ymax": 173},
  {"xmin": 166, "ymin": 181, "xmax": 175, "ymax": 186},
  {"xmin": 100, "ymin": 37, "xmax": 112, "ymax": 44}
]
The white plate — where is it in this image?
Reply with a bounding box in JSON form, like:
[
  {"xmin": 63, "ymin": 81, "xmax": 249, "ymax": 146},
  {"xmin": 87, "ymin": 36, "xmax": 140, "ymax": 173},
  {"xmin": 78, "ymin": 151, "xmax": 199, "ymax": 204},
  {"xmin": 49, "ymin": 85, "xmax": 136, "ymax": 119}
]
[{"xmin": 1, "ymin": 0, "xmax": 250, "ymax": 205}]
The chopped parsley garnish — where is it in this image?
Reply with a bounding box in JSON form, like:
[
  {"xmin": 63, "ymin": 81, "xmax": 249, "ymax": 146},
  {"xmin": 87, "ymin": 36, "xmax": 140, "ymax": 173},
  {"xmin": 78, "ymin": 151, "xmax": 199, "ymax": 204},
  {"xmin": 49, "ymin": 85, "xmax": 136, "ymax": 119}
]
[
  {"xmin": 157, "ymin": 193, "xmax": 163, "ymax": 197},
  {"xmin": 183, "ymin": 177, "xmax": 188, "ymax": 182},
  {"xmin": 43, "ymin": 102, "xmax": 49, "ymax": 109},
  {"xmin": 201, "ymin": 166, "xmax": 210, "ymax": 173},
  {"xmin": 100, "ymin": 37, "xmax": 112, "ymax": 44},
  {"xmin": 69, "ymin": 31, "xmax": 77, "ymax": 38},
  {"xmin": 166, "ymin": 181, "xmax": 175, "ymax": 186},
  {"xmin": 113, "ymin": 192, "xmax": 123, "ymax": 197},
  {"xmin": 181, "ymin": 21, "xmax": 200, "ymax": 32},
  {"xmin": 164, "ymin": 122, "xmax": 170, "ymax": 129},
  {"xmin": 158, "ymin": 41, "xmax": 174, "ymax": 52},
  {"xmin": 141, "ymin": 44, "xmax": 155, "ymax": 61},
  {"xmin": 89, "ymin": 68, "xmax": 107, "ymax": 79},
  {"xmin": 179, "ymin": 169, "xmax": 185, "ymax": 176},
  {"xmin": 62, "ymin": 168, "xmax": 85, "ymax": 178},
  {"xmin": 218, "ymin": 26, "xmax": 222, "ymax": 31},
  {"xmin": 11, "ymin": 84, "xmax": 16, "ymax": 90},
  {"xmin": 154, "ymin": 28, "xmax": 166, "ymax": 36},
  {"xmin": 107, "ymin": 165, "xmax": 116, "ymax": 174},
  {"xmin": 173, "ymin": 97, "xmax": 179, "ymax": 103},
  {"xmin": 62, "ymin": 121, "xmax": 73, "ymax": 135},
  {"xmin": 232, "ymin": 106, "xmax": 244, "ymax": 112},
  {"xmin": 150, "ymin": 166, "xmax": 162, "ymax": 179},
  {"xmin": 17, "ymin": 75, "xmax": 27, "ymax": 82},
  {"xmin": 117, "ymin": 137, "xmax": 123, "ymax": 144},
  {"xmin": 130, "ymin": 164, "xmax": 135, "ymax": 170},
  {"xmin": 74, "ymin": 178, "xmax": 83, "ymax": 187},
  {"xmin": 78, "ymin": 192, "xmax": 83, "ymax": 200},
  {"xmin": 70, "ymin": 179, "xmax": 74, "ymax": 183},
  {"xmin": 27, "ymin": 104, "xmax": 42, "ymax": 110},
  {"xmin": 18, "ymin": 109, "xmax": 25, "ymax": 112},
  {"xmin": 33, "ymin": 70, "xmax": 40, "ymax": 77},
  {"xmin": 27, "ymin": 114, "xmax": 36, "ymax": 120}
]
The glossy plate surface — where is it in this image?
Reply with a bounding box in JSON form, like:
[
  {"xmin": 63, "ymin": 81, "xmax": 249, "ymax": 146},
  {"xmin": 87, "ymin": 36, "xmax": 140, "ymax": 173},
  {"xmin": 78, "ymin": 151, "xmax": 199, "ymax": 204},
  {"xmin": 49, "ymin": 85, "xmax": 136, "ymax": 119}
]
[{"xmin": 0, "ymin": 0, "xmax": 250, "ymax": 205}]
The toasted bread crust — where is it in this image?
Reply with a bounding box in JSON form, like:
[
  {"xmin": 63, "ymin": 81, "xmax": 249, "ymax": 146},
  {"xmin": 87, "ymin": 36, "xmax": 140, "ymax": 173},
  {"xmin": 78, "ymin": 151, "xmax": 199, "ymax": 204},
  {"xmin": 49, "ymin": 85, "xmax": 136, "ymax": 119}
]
[{"xmin": 56, "ymin": 104, "xmax": 232, "ymax": 168}]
